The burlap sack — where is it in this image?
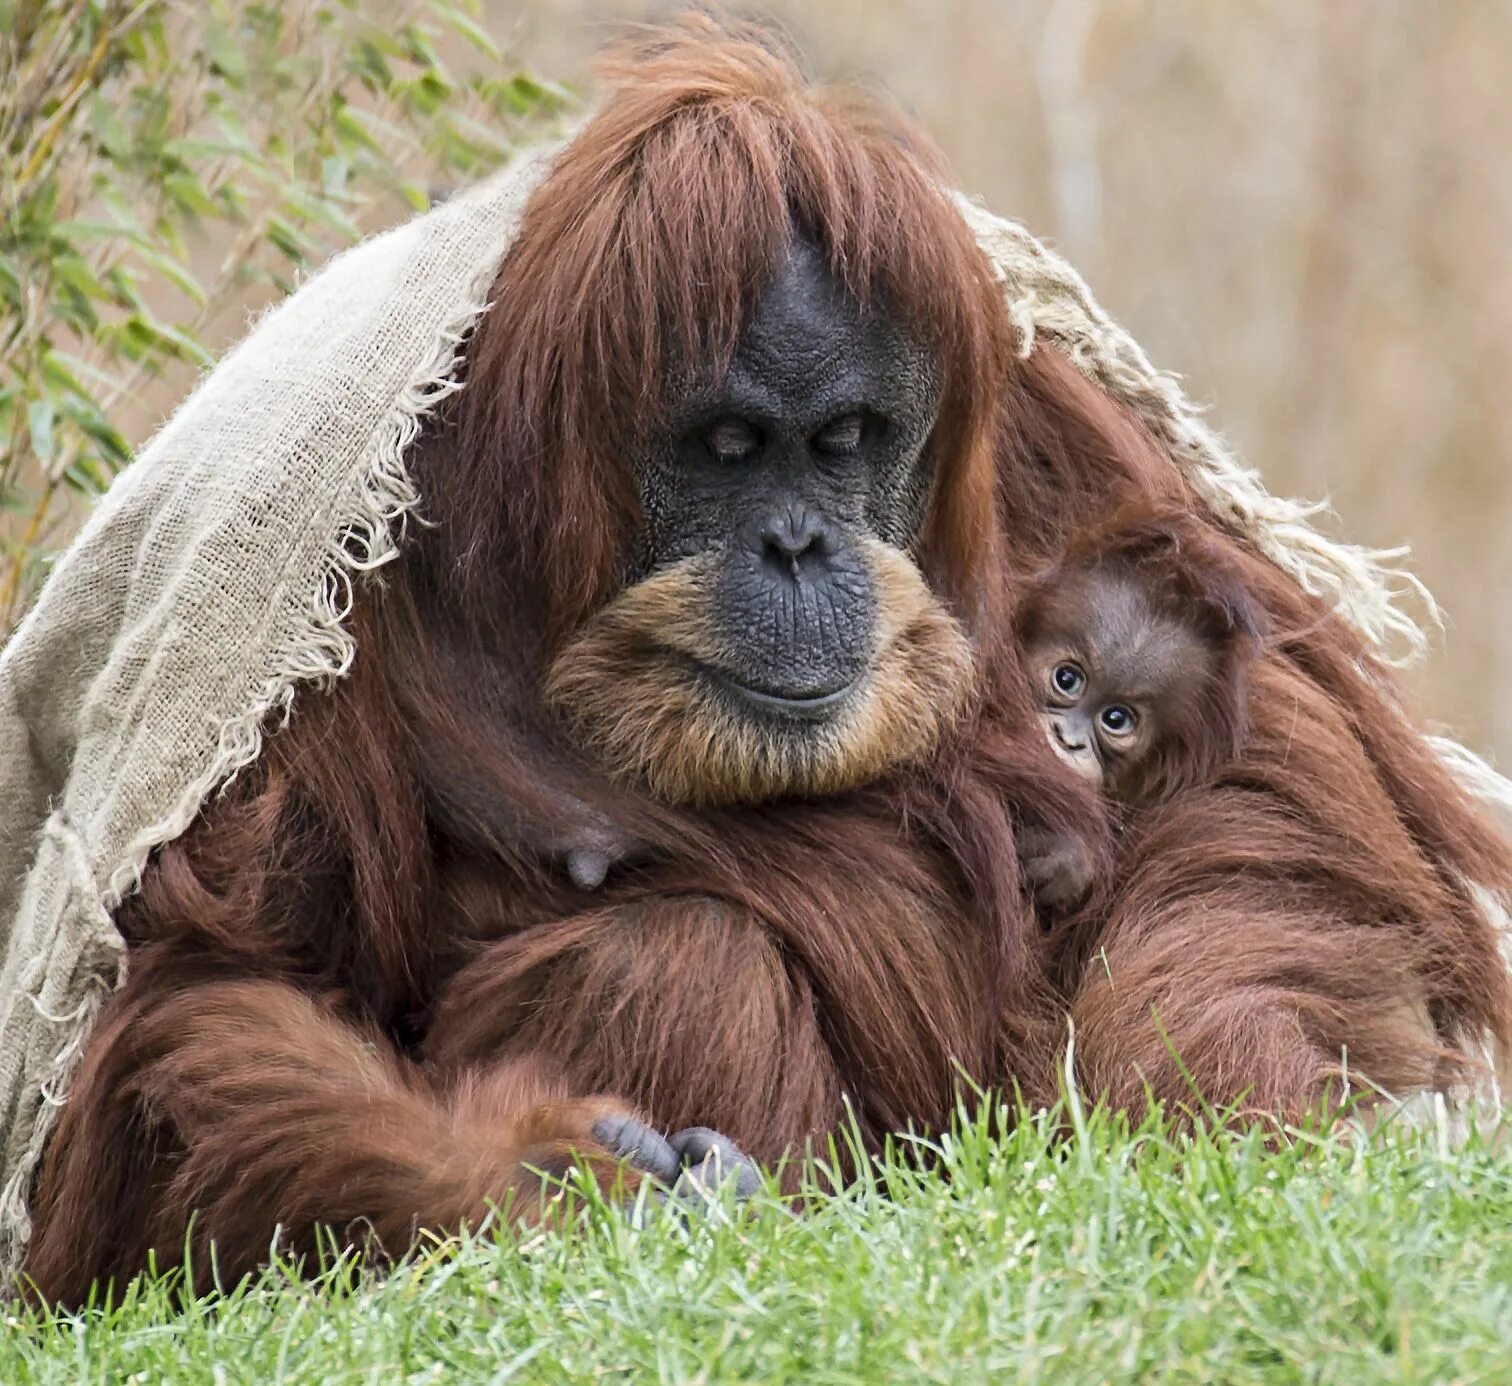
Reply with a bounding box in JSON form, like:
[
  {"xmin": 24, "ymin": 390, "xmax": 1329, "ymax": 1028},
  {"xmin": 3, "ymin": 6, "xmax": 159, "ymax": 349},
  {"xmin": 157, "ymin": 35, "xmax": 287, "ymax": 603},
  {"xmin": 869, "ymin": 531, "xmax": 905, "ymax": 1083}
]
[{"xmin": 1, "ymin": 144, "xmax": 1507, "ymax": 1276}]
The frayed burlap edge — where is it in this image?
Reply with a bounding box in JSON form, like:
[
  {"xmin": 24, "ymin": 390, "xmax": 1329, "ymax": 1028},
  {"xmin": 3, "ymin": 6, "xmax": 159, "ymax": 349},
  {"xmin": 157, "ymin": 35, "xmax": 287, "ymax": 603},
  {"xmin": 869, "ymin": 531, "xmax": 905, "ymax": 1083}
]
[
  {"xmin": 103, "ymin": 314, "xmax": 479, "ymax": 910},
  {"xmin": 0, "ymin": 259, "xmax": 504, "ymax": 1277}
]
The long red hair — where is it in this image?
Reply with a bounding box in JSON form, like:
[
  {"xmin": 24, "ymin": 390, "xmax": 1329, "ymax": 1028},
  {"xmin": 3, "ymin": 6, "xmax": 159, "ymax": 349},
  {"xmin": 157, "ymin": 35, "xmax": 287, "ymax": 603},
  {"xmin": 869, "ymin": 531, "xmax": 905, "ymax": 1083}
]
[{"xmin": 442, "ymin": 15, "xmax": 1012, "ymax": 646}]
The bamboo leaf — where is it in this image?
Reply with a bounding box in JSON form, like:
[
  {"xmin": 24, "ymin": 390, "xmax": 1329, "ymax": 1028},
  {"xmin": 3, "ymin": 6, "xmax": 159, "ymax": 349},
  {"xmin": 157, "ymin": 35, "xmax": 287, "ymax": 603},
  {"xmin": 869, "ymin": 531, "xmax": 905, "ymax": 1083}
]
[
  {"xmin": 205, "ymin": 21, "xmax": 250, "ymax": 84},
  {"xmin": 27, "ymin": 398, "xmax": 55, "ymax": 464},
  {"xmin": 133, "ymin": 243, "xmax": 208, "ymax": 307},
  {"xmin": 281, "ymin": 188, "xmax": 360, "ymax": 242},
  {"xmin": 163, "ymin": 171, "xmax": 219, "ymax": 219},
  {"xmin": 152, "ymin": 321, "xmax": 216, "ymax": 368},
  {"xmin": 52, "ymin": 253, "xmax": 112, "ymax": 301},
  {"xmin": 432, "ymin": 2, "xmax": 501, "ymax": 62},
  {"xmin": 40, "ymin": 348, "xmax": 119, "ymax": 397}
]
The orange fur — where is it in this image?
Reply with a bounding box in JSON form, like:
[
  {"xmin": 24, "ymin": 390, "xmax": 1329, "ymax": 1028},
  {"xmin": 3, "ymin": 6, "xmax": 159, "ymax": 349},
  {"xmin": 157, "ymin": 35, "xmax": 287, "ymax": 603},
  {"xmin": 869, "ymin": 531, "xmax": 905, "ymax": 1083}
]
[{"xmin": 22, "ymin": 17, "xmax": 1512, "ymax": 1309}]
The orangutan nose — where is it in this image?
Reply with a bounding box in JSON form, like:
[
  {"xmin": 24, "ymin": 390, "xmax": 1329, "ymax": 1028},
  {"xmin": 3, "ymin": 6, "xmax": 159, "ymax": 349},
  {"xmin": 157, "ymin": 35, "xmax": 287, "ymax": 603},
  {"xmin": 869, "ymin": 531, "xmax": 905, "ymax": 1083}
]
[
  {"xmin": 1053, "ymin": 722, "xmax": 1087, "ymax": 753},
  {"xmin": 760, "ymin": 506, "xmax": 834, "ymax": 581}
]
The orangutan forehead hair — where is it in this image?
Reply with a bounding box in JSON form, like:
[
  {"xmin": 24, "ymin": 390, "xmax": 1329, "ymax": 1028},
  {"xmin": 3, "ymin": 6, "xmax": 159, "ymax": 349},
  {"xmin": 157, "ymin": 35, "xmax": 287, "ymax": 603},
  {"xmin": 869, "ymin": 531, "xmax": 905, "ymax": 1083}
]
[
  {"xmin": 1053, "ymin": 517, "xmax": 1268, "ymax": 653},
  {"xmin": 448, "ymin": 13, "xmax": 1010, "ymax": 634},
  {"xmin": 1034, "ymin": 567, "xmax": 1219, "ymax": 691},
  {"xmin": 578, "ymin": 15, "xmax": 998, "ymax": 407}
]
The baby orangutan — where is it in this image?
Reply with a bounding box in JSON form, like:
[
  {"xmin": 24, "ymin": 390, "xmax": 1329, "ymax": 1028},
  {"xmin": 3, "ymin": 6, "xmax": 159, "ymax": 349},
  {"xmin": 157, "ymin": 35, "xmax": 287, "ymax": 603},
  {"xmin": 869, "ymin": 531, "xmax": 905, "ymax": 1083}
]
[{"xmin": 1014, "ymin": 520, "xmax": 1265, "ymax": 913}]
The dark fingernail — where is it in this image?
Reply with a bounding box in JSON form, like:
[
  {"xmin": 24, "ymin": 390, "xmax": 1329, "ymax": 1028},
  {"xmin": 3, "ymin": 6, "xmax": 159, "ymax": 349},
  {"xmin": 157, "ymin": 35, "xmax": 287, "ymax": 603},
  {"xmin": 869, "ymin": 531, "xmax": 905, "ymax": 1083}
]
[{"xmin": 669, "ymin": 1128, "xmax": 763, "ymax": 1200}]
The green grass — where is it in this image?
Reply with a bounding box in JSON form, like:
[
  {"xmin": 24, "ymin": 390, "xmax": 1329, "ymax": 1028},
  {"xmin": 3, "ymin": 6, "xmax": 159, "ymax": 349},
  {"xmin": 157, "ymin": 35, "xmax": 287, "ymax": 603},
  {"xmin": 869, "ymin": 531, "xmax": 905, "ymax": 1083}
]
[{"xmin": 5, "ymin": 1099, "xmax": 1511, "ymax": 1385}]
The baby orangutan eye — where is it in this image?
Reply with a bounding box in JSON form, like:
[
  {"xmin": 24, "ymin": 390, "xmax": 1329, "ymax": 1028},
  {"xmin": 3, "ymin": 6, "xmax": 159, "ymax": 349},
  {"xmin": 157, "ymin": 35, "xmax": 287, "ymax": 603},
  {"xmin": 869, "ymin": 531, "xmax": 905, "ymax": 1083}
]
[
  {"xmin": 1052, "ymin": 661, "xmax": 1086, "ymax": 698},
  {"xmin": 1099, "ymin": 704, "xmax": 1137, "ymax": 736}
]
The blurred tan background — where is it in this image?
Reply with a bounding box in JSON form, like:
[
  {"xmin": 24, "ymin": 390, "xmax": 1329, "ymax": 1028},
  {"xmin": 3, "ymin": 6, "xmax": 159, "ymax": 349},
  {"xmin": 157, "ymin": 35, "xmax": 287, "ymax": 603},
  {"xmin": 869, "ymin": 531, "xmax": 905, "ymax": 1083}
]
[{"xmin": 493, "ymin": 0, "xmax": 1512, "ymax": 772}]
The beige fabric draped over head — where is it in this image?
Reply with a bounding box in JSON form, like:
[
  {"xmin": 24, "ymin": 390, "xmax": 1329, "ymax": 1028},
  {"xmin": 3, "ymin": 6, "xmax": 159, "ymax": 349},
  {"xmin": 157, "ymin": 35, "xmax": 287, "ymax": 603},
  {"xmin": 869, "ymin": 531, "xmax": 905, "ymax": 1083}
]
[{"xmin": 1, "ymin": 143, "xmax": 1507, "ymax": 1277}]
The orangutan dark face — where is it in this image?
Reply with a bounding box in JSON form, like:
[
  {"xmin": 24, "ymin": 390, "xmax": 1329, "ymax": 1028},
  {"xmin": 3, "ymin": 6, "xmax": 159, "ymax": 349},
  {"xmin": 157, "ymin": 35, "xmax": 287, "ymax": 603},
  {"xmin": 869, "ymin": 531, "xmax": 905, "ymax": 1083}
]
[{"xmin": 546, "ymin": 239, "xmax": 974, "ymax": 805}]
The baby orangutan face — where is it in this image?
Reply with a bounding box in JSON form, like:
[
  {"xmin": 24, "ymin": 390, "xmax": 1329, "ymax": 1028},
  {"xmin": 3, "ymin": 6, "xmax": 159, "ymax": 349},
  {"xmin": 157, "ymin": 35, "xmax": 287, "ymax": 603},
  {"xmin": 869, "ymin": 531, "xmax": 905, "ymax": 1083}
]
[{"xmin": 1023, "ymin": 566, "xmax": 1220, "ymax": 805}]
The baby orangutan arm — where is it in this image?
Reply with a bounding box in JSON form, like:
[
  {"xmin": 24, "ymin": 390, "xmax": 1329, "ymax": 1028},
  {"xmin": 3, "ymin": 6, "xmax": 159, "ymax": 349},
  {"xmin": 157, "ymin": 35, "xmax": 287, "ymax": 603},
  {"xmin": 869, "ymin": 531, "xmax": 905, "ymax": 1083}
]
[
  {"xmin": 409, "ymin": 668, "xmax": 652, "ymax": 891},
  {"xmin": 1017, "ymin": 823, "xmax": 1100, "ymax": 915},
  {"xmin": 539, "ymin": 796, "xmax": 648, "ymax": 890}
]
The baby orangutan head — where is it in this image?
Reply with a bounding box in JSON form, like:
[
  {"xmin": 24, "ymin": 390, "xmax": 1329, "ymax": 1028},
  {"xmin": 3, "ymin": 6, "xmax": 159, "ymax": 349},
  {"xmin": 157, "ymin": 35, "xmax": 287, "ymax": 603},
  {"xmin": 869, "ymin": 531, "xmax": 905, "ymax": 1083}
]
[{"xmin": 1017, "ymin": 524, "xmax": 1265, "ymax": 806}]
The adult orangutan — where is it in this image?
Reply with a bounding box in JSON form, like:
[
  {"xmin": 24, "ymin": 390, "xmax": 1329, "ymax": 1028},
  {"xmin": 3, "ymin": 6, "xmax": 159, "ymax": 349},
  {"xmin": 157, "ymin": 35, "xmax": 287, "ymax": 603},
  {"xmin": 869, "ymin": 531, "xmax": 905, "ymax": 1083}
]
[{"xmin": 20, "ymin": 21, "xmax": 1511, "ymax": 1304}]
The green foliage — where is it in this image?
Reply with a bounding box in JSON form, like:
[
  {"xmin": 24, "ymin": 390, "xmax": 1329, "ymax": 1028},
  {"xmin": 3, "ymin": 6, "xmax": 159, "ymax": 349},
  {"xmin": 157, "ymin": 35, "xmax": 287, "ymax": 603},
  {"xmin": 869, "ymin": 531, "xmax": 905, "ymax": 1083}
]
[
  {"xmin": 5, "ymin": 1102, "xmax": 1512, "ymax": 1382},
  {"xmin": 0, "ymin": 0, "xmax": 570, "ymax": 629}
]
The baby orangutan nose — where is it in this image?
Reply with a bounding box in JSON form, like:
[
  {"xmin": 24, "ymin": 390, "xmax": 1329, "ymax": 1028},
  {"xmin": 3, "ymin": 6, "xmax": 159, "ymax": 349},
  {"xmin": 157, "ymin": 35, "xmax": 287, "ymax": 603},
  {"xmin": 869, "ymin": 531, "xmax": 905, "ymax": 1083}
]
[
  {"xmin": 1048, "ymin": 717, "xmax": 1101, "ymax": 783},
  {"xmin": 1050, "ymin": 720, "xmax": 1083, "ymax": 752}
]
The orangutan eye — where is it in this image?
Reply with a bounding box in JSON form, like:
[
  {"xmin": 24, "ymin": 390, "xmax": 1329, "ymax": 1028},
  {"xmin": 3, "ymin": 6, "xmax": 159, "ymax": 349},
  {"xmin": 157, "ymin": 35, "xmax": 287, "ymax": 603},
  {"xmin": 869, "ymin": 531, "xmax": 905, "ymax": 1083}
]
[
  {"xmin": 1100, "ymin": 704, "xmax": 1137, "ymax": 736},
  {"xmin": 707, "ymin": 418, "xmax": 761, "ymax": 462},
  {"xmin": 813, "ymin": 412, "xmax": 864, "ymax": 455},
  {"xmin": 1052, "ymin": 662, "xmax": 1085, "ymax": 698}
]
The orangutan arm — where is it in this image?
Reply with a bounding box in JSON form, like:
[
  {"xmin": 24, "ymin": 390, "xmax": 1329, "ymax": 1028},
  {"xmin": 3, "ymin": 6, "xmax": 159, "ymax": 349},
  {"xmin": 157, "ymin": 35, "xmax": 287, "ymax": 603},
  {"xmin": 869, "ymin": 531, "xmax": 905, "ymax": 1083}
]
[{"xmin": 21, "ymin": 955, "xmax": 682, "ymax": 1305}]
